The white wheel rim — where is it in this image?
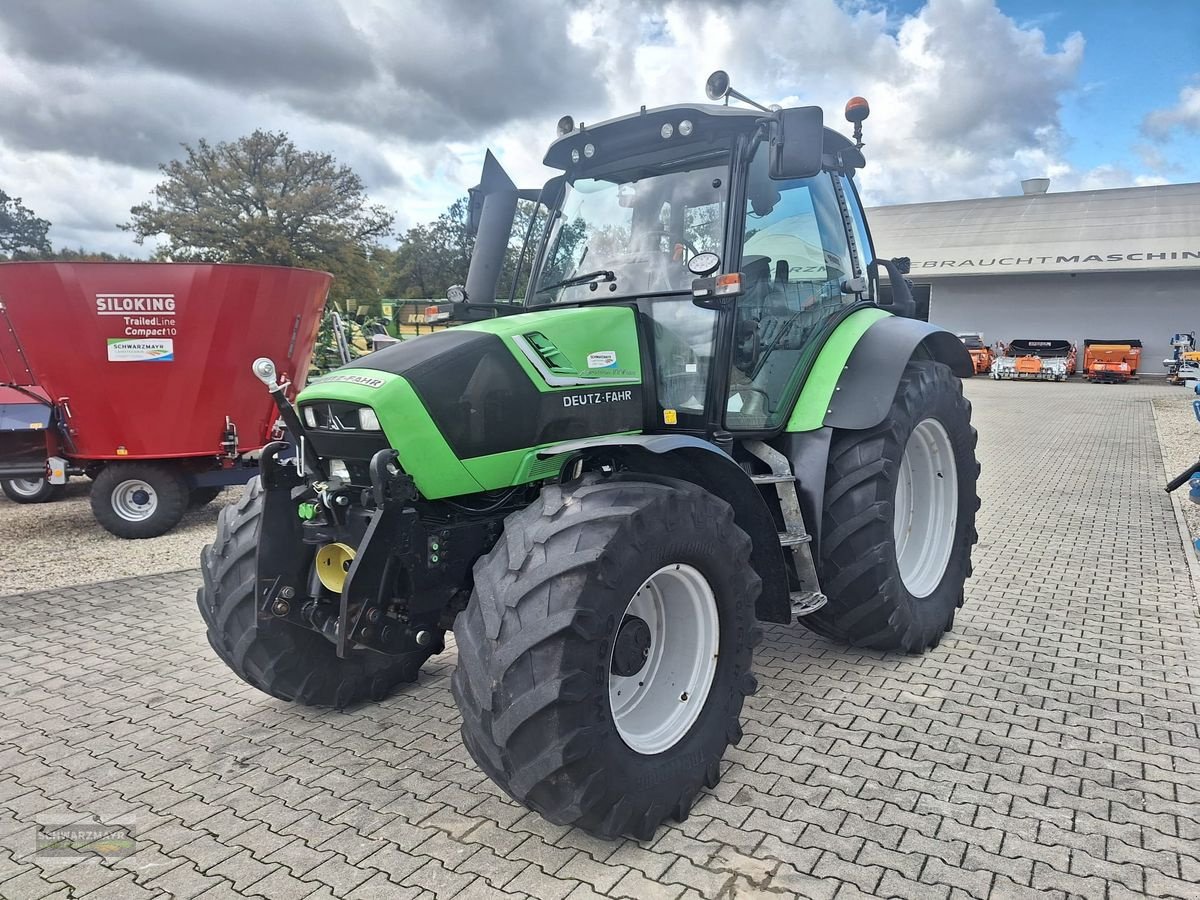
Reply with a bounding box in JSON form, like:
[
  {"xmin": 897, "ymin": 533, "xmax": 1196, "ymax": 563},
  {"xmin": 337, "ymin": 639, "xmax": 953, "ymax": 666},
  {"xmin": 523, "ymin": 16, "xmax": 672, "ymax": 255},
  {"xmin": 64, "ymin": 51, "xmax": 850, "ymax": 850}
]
[
  {"xmin": 111, "ymin": 479, "xmax": 159, "ymax": 522},
  {"xmin": 8, "ymin": 478, "xmax": 45, "ymax": 497},
  {"xmin": 608, "ymin": 564, "xmax": 720, "ymax": 755},
  {"xmin": 894, "ymin": 418, "xmax": 958, "ymax": 598}
]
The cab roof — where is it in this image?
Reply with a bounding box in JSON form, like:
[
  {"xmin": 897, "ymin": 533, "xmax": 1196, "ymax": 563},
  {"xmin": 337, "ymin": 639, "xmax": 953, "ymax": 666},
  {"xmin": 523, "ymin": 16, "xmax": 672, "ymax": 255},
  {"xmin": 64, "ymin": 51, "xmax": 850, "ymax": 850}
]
[{"xmin": 544, "ymin": 102, "xmax": 865, "ymax": 175}]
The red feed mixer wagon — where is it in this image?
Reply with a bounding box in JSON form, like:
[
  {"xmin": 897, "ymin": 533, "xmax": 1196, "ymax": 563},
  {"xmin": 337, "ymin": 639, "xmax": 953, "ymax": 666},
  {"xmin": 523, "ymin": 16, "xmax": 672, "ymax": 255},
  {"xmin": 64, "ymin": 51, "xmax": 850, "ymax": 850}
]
[{"xmin": 0, "ymin": 262, "xmax": 330, "ymax": 537}]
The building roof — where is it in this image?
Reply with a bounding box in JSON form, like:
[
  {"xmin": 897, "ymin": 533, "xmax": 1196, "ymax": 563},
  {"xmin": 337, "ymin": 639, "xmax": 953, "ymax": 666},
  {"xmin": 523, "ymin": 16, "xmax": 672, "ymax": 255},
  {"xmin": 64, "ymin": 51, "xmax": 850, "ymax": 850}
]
[{"xmin": 866, "ymin": 181, "xmax": 1200, "ymax": 278}]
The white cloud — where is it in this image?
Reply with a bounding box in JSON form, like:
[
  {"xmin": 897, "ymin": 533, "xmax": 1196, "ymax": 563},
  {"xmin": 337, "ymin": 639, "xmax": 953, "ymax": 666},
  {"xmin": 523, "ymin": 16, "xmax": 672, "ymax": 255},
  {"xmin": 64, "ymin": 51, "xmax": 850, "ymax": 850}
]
[
  {"xmin": 0, "ymin": 0, "xmax": 1174, "ymax": 253},
  {"xmin": 1143, "ymin": 81, "xmax": 1200, "ymax": 140}
]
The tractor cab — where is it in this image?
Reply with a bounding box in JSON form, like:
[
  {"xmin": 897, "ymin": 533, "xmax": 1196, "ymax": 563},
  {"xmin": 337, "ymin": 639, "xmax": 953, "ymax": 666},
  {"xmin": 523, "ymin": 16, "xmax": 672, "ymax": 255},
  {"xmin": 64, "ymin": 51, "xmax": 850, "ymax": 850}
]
[{"xmin": 457, "ymin": 73, "xmax": 893, "ymax": 435}]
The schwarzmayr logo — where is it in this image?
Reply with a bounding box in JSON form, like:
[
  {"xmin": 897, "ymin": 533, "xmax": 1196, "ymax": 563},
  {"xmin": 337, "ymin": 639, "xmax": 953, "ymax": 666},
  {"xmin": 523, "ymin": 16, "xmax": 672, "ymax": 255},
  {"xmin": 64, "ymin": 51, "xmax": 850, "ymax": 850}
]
[{"xmin": 106, "ymin": 338, "xmax": 174, "ymax": 362}]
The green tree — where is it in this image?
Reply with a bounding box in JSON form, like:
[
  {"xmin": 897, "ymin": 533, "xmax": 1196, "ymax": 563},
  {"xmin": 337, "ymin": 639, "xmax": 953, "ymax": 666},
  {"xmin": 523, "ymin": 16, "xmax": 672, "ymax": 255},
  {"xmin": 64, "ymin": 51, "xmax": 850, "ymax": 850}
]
[
  {"xmin": 123, "ymin": 130, "xmax": 393, "ymax": 306},
  {"xmin": 0, "ymin": 190, "xmax": 51, "ymax": 257}
]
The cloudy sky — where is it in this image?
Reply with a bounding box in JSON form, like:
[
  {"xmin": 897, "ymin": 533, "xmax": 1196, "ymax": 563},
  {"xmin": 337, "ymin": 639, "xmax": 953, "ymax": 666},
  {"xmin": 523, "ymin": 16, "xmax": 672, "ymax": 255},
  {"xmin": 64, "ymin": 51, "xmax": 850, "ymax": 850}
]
[{"xmin": 1, "ymin": 0, "xmax": 1197, "ymax": 255}]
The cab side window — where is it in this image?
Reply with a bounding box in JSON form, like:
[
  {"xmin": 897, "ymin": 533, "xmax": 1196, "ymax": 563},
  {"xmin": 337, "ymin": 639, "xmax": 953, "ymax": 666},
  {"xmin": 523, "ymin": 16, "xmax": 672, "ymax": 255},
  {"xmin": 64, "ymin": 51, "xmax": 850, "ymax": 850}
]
[{"xmin": 727, "ymin": 147, "xmax": 856, "ymax": 430}]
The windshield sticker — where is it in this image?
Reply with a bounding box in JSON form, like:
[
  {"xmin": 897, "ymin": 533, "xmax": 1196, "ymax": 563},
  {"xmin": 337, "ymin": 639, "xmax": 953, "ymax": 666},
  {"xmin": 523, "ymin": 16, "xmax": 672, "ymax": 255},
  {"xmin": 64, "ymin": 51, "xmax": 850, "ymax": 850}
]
[{"xmin": 587, "ymin": 351, "xmax": 617, "ymax": 369}]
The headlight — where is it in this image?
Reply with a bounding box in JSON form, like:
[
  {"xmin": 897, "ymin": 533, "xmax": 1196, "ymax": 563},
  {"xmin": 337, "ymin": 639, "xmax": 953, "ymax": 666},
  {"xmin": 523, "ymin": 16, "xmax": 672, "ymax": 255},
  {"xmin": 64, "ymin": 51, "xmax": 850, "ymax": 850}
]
[
  {"xmin": 328, "ymin": 459, "xmax": 350, "ymax": 481},
  {"xmin": 303, "ymin": 406, "xmax": 316, "ymax": 428},
  {"xmin": 358, "ymin": 408, "xmax": 381, "ymax": 431}
]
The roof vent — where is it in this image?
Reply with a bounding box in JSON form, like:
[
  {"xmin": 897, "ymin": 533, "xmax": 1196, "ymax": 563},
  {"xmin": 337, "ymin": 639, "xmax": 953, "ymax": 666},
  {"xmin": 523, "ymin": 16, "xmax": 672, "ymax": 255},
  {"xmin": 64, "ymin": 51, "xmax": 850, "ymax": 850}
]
[{"xmin": 1021, "ymin": 178, "xmax": 1050, "ymax": 195}]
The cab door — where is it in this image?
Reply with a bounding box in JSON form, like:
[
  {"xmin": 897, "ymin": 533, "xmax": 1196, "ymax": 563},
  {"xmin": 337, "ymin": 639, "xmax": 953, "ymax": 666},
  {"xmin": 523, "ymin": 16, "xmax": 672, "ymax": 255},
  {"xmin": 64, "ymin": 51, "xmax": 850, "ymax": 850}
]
[{"xmin": 725, "ymin": 145, "xmax": 863, "ymax": 431}]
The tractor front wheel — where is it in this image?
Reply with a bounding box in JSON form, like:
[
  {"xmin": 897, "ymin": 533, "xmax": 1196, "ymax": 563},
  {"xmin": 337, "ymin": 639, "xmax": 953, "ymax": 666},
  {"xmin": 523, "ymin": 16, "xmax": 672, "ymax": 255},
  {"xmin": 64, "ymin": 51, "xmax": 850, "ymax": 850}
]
[
  {"xmin": 197, "ymin": 477, "xmax": 440, "ymax": 708},
  {"xmin": 802, "ymin": 359, "xmax": 979, "ymax": 652},
  {"xmin": 90, "ymin": 462, "xmax": 189, "ymax": 538},
  {"xmin": 1, "ymin": 477, "xmax": 63, "ymax": 504},
  {"xmin": 452, "ymin": 474, "xmax": 761, "ymax": 841}
]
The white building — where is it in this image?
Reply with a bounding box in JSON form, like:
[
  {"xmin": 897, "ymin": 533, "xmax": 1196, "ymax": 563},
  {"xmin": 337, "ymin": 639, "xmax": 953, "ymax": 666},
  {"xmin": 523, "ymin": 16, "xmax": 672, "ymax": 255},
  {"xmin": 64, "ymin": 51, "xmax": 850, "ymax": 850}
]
[{"xmin": 866, "ymin": 182, "xmax": 1200, "ymax": 374}]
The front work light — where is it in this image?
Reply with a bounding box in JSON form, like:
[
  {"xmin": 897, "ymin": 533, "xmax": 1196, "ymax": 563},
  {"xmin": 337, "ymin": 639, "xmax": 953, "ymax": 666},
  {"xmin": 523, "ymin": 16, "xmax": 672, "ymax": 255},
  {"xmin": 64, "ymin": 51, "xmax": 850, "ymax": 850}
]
[
  {"xmin": 661, "ymin": 123, "xmax": 674, "ymax": 139},
  {"xmin": 678, "ymin": 119, "xmax": 693, "ymax": 136}
]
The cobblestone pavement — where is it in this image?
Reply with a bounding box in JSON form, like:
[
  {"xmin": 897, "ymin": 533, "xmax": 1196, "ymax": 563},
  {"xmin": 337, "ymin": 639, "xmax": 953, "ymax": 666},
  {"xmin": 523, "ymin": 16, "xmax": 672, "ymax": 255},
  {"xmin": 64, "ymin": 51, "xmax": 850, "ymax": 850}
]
[{"xmin": 1, "ymin": 379, "xmax": 1198, "ymax": 900}]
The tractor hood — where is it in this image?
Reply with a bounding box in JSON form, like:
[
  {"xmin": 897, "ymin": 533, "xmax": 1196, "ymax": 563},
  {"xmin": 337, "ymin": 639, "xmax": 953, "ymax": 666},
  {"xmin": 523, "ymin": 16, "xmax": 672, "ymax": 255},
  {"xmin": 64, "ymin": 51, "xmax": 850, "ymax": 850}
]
[{"xmin": 298, "ymin": 306, "xmax": 644, "ymax": 498}]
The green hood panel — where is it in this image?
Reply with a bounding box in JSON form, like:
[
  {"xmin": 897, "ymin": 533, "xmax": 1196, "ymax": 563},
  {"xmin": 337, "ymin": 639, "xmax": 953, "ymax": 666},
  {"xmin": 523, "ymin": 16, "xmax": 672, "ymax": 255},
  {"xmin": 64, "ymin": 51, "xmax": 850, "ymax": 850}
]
[
  {"xmin": 457, "ymin": 305, "xmax": 641, "ymax": 390},
  {"xmin": 296, "ymin": 306, "xmax": 646, "ymax": 499}
]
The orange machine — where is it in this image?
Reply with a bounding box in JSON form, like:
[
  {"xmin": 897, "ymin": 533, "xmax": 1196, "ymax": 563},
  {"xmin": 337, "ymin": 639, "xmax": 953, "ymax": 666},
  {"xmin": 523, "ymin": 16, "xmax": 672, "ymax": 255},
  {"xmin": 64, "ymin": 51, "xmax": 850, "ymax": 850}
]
[
  {"xmin": 956, "ymin": 333, "xmax": 994, "ymax": 375},
  {"xmin": 1083, "ymin": 339, "xmax": 1142, "ymax": 383},
  {"xmin": 991, "ymin": 339, "xmax": 1077, "ymax": 381}
]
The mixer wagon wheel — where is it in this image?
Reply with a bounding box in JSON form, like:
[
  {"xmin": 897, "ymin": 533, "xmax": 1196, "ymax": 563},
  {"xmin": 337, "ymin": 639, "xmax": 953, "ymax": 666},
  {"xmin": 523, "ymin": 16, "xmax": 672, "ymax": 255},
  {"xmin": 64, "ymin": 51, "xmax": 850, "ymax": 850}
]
[
  {"xmin": 189, "ymin": 487, "xmax": 224, "ymax": 508},
  {"xmin": 90, "ymin": 462, "xmax": 189, "ymax": 539},
  {"xmin": 1, "ymin": 478, "xmax": 64, "ymax": 504}
]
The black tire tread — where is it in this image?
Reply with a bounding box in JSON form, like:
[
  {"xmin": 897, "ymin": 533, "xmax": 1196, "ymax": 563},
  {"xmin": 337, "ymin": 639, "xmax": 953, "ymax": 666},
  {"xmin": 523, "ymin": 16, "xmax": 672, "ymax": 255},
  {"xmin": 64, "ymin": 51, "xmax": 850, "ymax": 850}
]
[
  {"xmin": 452, "ymin": 475, "xmax": 761, "ymax": 840},
  {"xmin": 803, "ymin": 360, "xmax": 979, "ymax": 652},
  {"xmin": 197, "ymin": 477, "xmax": 436, "ymax": 709}
]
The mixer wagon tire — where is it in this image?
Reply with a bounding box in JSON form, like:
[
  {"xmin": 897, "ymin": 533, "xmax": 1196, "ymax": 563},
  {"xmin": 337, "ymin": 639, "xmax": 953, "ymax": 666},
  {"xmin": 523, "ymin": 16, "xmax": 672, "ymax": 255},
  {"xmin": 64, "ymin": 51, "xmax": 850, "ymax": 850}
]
[
  {"xmin": 452, "ymin": 474, "xmax": 761, "ymax": 841},
  {"xmin": 800, "ymin": 360, "xmax": 978, "ymax": 653},
  {"xmin": 1, "ymin": 477, "xmax": 63, "ymax": 504},
  {"xmin": 90, "ymin": 462, "xmax": 189, "ymax": 539},
  {"xmin": 198, "ymin": 477, "xmax": 439, "ymax": 709},
  {"xmin": 189, "ymin": 487, "xmax": 224, "ymax": 508}
]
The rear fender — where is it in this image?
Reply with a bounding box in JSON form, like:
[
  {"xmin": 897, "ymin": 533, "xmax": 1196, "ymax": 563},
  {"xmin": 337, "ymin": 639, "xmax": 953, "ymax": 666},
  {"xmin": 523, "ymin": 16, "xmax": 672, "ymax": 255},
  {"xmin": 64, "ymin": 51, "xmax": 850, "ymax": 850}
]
[
  {"xmin": 539, "ymin": 435, "xmax": 793, "ymax": 624},
  {"xmin": 793, "ymin": 314, "xmax": 973, "ymax": 433}
]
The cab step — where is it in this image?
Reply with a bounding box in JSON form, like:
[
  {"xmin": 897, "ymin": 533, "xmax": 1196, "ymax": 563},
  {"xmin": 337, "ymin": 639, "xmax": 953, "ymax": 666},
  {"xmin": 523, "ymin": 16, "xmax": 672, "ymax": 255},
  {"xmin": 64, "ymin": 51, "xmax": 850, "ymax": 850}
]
[
  {"xmin": 779, "ymin": 531, "xmax": 812, "ymax": 547},
  {"xmin": 750, "ymin": 473, "xmax": 797, "ymax": 486},
  {"xmin": 790, "ymin": 591, "xmax": 828, "ymax": 617}
]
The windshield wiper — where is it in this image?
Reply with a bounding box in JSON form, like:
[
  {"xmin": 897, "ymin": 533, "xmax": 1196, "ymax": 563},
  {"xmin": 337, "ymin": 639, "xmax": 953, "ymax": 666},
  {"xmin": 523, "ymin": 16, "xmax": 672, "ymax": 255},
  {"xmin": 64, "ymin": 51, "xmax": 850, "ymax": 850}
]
[{"xmin": 539, "ymin": 269, "xmax": 615, "ymax": 293}]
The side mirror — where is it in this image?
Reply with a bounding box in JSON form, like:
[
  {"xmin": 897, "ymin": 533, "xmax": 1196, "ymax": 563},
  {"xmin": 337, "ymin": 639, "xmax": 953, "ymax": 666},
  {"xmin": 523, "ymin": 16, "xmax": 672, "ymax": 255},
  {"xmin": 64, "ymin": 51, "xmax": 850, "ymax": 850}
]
[{"xmin": 769, "ymin": 107, "xmax": 824, "ymax": 180}]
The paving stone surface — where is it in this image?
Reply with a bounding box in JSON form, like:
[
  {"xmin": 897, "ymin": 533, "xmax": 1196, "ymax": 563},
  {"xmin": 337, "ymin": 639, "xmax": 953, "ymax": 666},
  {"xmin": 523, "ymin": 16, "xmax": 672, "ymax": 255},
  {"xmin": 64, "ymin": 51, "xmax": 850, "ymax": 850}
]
[{"xmin": 1, "ymin": 378, "xmax": 1198, "ymax": 899}]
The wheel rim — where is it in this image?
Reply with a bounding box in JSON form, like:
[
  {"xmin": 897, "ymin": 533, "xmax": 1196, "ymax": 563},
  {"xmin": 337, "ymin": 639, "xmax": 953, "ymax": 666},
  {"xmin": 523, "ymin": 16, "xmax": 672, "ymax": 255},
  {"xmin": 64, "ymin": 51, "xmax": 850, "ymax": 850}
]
[
  {"xmin": 608, "ymin": 563, "xmax": 720, "ymax": 755},
  {"xmin": 111, "ymin": 479, "xmax": 159, "ymax": 522},
  {"xmin": 894, "ymin": 418, "xmax": 958, "ymax": 598},
  {"xmin": 8, "ymin": 478, "xmax": 45, "ymax": 497}
]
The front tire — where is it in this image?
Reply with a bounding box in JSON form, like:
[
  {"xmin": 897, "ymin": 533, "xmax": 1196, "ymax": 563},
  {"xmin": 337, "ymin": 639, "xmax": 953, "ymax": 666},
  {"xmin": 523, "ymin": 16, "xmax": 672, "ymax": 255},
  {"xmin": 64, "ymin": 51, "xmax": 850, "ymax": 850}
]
[
  {"xmin": 90, "ymin": 462, "xmax": 188, "ymax": 538},
  {"xmin": 197, "ymin": 477, "xmax": 439, "ymax": 708},
  {"xmin": 452, "ymin": 475, "xmax": 761, "ymax": 841},
  {"xmin": 801, "ymin": 360, "xmax": 979, "ymax": 652},
  {"xmin": 1, "ymin": 477, "xmax": 63, "ymax": 504}
]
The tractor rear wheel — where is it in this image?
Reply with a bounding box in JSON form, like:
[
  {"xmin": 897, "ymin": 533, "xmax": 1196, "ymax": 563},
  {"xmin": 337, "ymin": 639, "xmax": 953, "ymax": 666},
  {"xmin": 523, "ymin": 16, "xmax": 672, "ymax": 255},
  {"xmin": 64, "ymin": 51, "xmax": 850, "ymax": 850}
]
[
  {"xmin": 452, "ymin": 474, "xmax": 761, "ymax": 841},
  {"xmin": 90, "ymin": 462, "xmax": 189, "ymax": 538},
  {"xmin": 1, "ymin": 477, "xmax": 63, "ymax": 504},
  {"xmin": 802, "ymin": 359, "xmax": 979, "ymax": 652},
  {"xmin": 197, "ymin": 477, "xmax": 439, "ymax": 708}
]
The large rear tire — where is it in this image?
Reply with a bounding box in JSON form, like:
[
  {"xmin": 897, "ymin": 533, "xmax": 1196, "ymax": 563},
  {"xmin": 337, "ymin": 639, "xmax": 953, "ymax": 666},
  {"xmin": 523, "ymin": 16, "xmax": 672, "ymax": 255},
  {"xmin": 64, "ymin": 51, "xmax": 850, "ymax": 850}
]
[
  {"xmin": 452, "ymin": 474, "xmax": 761, "ymax": 841},
  {"xmin": 1, "ymin": 477, "xmax": 63, "ymax": 504},
  {"xmin": 90, "ymin": 462, "xmax": 189, "ymax": 538},
  {"xmin": 197, "ymin": 477, "xmax": 439, "ymax": 708},
  {"xmin": 801, "ymin": 360, "xmax": 979, "ymax": 652}
]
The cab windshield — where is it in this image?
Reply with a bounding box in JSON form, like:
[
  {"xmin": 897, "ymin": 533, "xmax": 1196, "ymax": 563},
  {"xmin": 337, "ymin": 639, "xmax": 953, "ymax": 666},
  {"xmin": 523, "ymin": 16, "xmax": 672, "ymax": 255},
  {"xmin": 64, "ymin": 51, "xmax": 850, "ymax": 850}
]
[{"xmin": 533, "ymin": 157, "xmax": 729, "ymax": 304}]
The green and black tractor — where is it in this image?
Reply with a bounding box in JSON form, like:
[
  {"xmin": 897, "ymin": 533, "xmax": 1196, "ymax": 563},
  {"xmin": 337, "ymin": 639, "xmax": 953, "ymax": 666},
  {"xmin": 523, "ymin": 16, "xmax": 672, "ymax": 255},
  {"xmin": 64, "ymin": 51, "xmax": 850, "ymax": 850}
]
[{"xmin": 198, "ymin": 72, "xmax": 978, "ymax": 840}]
